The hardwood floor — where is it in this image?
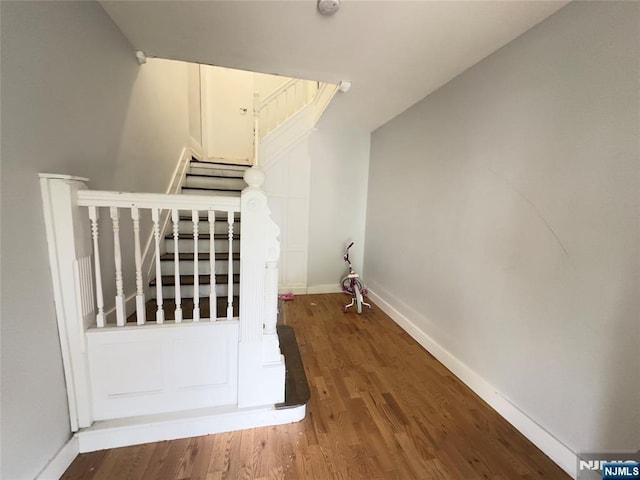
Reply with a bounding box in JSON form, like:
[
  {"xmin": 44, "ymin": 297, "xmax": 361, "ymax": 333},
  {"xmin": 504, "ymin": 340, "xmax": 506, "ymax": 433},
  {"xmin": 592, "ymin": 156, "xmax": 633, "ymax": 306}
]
[{"xmin": 62, "ymin": 293, "xmax": 569, "ymax": 479}]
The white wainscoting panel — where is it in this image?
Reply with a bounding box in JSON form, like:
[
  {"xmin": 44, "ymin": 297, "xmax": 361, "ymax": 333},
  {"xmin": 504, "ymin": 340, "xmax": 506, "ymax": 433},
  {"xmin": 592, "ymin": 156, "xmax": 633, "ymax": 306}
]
[
  {"xmin": 87, "ymin": 321, "xmax": 239, "ymax": 421},
  {"xmin": 263, "ymin": 138, "xmax": 311, "ymax": 293}
]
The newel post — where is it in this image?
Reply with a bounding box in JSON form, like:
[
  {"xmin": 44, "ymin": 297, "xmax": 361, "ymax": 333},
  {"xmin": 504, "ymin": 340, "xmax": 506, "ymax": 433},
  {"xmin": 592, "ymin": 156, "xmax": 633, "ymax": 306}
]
[
  {"xmin": 39, "ymin": 174, "xmax": 95, "ymax": 430},
  {"xmin": 238, "ymin": 167, "xmax": 286, "ymax": 408}
]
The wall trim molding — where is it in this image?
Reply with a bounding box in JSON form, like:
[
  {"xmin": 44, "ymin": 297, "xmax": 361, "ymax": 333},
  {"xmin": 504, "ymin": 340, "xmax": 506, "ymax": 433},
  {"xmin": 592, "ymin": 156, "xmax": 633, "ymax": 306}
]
[
  {"xmin": 143, "ymin": 145, "xmax": 191, "ymax": 279},
  {"xmin": 36, "ymin": 436, "xmax": 79, "ymax": 480},
  {"xmin": 306, "ymin": 284, "xmax": 343, "ymax": 294},
  {"xmin": 76, "ymin": 404, "xmax": 305, "ymax": 453},
  {"xmin": 278, "ymin": 286, "xmax": 308, "ymax": 295},
  {"xmin": 368, "ymin": 288, "xmax": 578, "ymax": 479}
]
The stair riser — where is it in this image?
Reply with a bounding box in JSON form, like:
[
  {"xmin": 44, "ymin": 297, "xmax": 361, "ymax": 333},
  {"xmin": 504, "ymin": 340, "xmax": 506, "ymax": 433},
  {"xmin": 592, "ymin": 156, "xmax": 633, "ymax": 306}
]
[
  {"xmin": 181, "ymin": 188, "xmax": 241, "ymax": 197},
  {"xmin": 185, "ymin": 176, "xmax": 246, "ymax": 191},
  {"xmin": 165, "ymin": 238, "xmax": 240, "ymax": 254},
  {"xmin": 151, "ymin": 283, "xmax": 239, "ymax": 299},
  {"xmin": 177, "ymin": 220, "xmax": 241, "ymax": 234},
  {"xmin": 160, "ymin": 260, "xmax": 240, "ymax": 276}
]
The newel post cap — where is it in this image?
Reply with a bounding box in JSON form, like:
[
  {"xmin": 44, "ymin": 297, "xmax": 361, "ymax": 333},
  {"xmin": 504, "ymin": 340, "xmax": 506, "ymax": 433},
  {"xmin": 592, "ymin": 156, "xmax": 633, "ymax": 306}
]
[{"xmin": 244, "ymin": 166, "xmax": 266, "ymax": 188}]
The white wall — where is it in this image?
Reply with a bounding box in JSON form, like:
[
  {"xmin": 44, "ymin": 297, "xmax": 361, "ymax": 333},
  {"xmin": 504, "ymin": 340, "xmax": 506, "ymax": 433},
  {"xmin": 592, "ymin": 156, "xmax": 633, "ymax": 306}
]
[
  {"xmin": 0, "ymin": 2, "xmax": 190, "ymax": 478},
  {"xmin": 365, "ymin": 1, "xmax": 639, "ymax": 456},
  {"xmin": 307, "ymin": 111, "xmax": 370, "ymax": 291}
]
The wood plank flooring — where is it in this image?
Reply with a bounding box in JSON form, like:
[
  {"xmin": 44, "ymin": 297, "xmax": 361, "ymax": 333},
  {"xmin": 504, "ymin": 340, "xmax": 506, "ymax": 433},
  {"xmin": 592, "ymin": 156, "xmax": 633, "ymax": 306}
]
[{"xmin": 62, "ymin": 293, "xmax": 569, "ymax": 479}]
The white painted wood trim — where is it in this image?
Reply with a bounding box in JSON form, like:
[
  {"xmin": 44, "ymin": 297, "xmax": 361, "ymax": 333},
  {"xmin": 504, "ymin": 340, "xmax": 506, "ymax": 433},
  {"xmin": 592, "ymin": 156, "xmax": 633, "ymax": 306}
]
[
  {"xmin": 189, "ymin": 146, "xmax": 202, "ymax": 162},
  {"xmin": 261, "ymin": 104, "xmax": 312, "ymax": 160},
  {"xmin": 278, "ymin": 286, "xmax": 309, "ymax": 295},
  {"xmin": 76, "ymin": 404, "xmax": 306, "ymax": 453},
  {"xmin": 39, "ymin": 173, "xmax": 89, "ymax": 182},
  {"xmin": 143, "ymin": 146, "xmax": 191, "ymax": 280},
  {"xmin": 199, "ymin": 65, "xmax": 210, "ymax": 165},
  {"xmin": 167, "ymin": 146, "xmax": 191, "ymax": 196},
  {"xmin": 39, "ymin": 174, "xmax": 95, "ymax": 430},
  {"xmin": 35, "ymin": 436, "xmax": 79, "ymax": 480},
  {"xmin": 39, "ymin": 176, "xmax": 81, "ymax": 431},
  {"xmin": 367, "ymin": 288, "xmax": 578, "ymax": 479},
  {"xmin": 189, "ymin": 137, "xmax": 203, "ymax": 160},
  {"xmin": 306, "ymin": 284, "xmax": 343, "ymax": 294},
  {"xmin": 257, "ymin": 78, "xmax": 299, "ymax": 110},
  {"xmin": 77, "ymin": 190, "xmax": 240, "ymax": 211},
  {"xmin": 104, "ymin": 292, "xmax": 137, "ymax": 325}
]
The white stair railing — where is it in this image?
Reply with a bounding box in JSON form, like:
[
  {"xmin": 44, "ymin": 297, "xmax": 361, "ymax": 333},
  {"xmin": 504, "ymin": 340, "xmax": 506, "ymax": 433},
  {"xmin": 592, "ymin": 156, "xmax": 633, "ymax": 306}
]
[
  {"xmin": 255, "ymin": 78, "xmax": 319, "ymax": 139},
  {"xmin": 76, "ymin": 190, "xmax": 241, "ymax": 326},
  {"xmin": 251, "ymin": 79, "xmax": 338, "ymax": 167},
  {"xmin": 39, "ymin": 168, "xmax": 285, "ymax": 429}
]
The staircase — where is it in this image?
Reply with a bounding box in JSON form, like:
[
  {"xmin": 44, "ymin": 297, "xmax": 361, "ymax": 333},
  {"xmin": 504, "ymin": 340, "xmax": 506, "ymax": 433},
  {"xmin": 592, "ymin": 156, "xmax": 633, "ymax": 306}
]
[
  {"xmin": 128, "ymin": 159, "xmax": 249, "ymax": 322},
  {"xmin": 38, "ymin": 72, "xmax": 335, "ymax": 451}
]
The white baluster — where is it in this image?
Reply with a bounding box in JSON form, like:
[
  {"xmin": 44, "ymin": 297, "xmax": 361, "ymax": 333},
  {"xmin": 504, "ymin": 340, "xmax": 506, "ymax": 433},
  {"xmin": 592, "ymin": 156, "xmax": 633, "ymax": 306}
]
[
  {"xmin": 131, "ymin": 207, "xmax": 146, "ymax": 325},
  {"xmin": 208, "ymin": 210, "xmax": 217, "ymax": 321},
  {"xmin": 110, "ymin": 207, "xmax": 125, "ymax": 326},
  {"xmin": 192, "ymin": 210, "xmax": 200, "ymax": 322},
  {"xmin": 172, "ymin": 209, "xmax": 182, "ymax": 323},
  {"xmin": 151, "ymin": 208, "xmax": 164, "ymax": 324},
  {"xmin": 227, "ymin": 211, "xmax": 234, "ymax": 320},
  {"xmin": 88, "ymin": 206, "xmax": 105, "ymax": 327}
]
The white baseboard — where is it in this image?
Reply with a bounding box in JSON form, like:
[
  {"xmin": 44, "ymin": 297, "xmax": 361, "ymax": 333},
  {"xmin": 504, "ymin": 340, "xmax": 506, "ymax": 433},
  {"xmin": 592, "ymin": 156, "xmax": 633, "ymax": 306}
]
[
  {"xmin": 278, "ymin": 286, "xmax": 309, "ymax": 295},
  {"xmin": 36, "ymin": 436, "xmax": 79, "ymax": 480},
  {"xmin": 368, "ymin": 289, "xmax": 578, "ymax": 480},
  {"xmin": 76, "ymin": 404, "xmax": 306, "ymax": 453},
  {"xmin": 306, "ymin": 284, "xmax": 343, "ymax": 294}
]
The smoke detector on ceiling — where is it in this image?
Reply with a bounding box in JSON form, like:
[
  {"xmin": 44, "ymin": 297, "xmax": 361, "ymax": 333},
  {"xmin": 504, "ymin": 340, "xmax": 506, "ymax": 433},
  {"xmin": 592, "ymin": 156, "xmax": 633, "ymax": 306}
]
[{"xmin": 318, "ymin": 0, "xmax": 340, "ymax": 15}]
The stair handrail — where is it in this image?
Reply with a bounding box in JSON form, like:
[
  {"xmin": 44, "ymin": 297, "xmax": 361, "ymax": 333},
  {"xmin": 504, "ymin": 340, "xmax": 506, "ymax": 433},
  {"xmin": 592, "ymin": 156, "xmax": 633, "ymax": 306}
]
[
  {"xmin": 256, "ymin": 78, "xmax": 300, "ymax": 110},
  {"xmin": 254, "ymin": 78, "xmax": 319, "ymax": 140},
  {"xmin": 77, "ymin": 189, "xmax": 241, "ymax": 210}
]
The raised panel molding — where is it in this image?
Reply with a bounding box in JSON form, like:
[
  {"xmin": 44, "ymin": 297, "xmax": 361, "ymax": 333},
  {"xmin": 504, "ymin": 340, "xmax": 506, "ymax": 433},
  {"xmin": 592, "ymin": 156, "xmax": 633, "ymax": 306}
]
[
  {"xmin": 87, "ymin": 322, "xmax": 239, "ymax": 420},
  {"xmin": 262, "ymin": 126, "xmax": 311, "ymax": 293}
]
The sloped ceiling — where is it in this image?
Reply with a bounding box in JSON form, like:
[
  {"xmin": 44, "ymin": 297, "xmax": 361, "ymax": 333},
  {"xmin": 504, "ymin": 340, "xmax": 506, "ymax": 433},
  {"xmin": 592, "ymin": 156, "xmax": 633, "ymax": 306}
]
[{"xmin": 100, "ymin": 0, "xmax": 568, "ymax": 132}]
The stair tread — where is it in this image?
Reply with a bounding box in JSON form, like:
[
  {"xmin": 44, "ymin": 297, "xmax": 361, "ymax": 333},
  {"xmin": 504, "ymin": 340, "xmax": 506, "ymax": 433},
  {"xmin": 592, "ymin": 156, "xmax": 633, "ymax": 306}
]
[
  {"xmin": 164, "ymin": 233, "xmax": 239, "ymax": 240},
  {"xmin": 160, "ymin": 252, "xmax": 241, "ymax": 261},
  {"xmin": 186, "ymin": 172, "xmax": 246, "ymax": 180},
  {"xmin": 182, "ymin": 185, "xmax": 242, "ymax": 192},
  {"xmin": 275, "ymin": 325, "xmax": 311, "ymax": 409},
  {"xmin": 149, "ymin": 273, "xmax": 240, "ymax": 287},
  {"xmin": 190, "ymin": 159, "xmax": 250, "ymax": 170}
]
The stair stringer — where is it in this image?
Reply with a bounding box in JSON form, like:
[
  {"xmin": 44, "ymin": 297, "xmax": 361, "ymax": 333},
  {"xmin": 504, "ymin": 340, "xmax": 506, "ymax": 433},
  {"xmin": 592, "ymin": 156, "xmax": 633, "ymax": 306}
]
[{"xmin": 261, "ymin": 103, "xmax": 313, "ymax": 163}]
